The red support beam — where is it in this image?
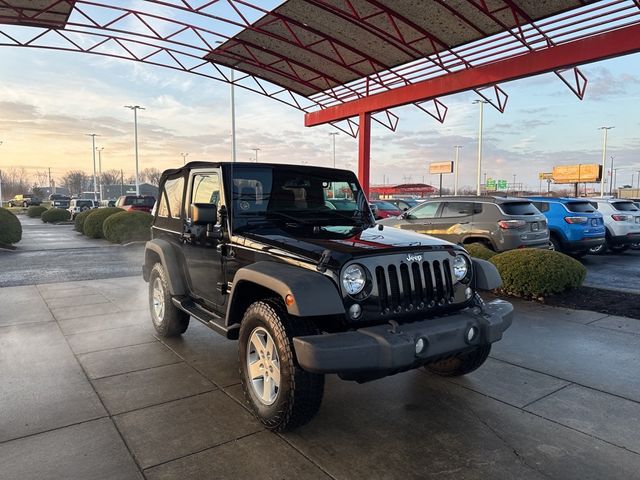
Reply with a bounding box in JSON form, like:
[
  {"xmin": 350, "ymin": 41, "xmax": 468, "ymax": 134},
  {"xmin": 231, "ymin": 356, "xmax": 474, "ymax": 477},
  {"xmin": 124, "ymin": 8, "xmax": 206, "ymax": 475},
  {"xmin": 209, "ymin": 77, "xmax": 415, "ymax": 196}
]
[
  {"xmin": 305, "ymin": 23, "xmax": 640, "ymax": 126},
  {"xmin": 358, "ymin": 112, "xmax": 371, "ymax": 198}
]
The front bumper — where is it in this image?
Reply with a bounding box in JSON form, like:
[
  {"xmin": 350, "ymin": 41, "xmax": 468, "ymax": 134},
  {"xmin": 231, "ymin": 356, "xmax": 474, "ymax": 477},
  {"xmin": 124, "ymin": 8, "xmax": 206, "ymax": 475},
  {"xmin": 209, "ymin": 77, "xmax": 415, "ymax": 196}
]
[{"xmin": 293, "ymin": 299, "xmax": 513, "ymax": 375}]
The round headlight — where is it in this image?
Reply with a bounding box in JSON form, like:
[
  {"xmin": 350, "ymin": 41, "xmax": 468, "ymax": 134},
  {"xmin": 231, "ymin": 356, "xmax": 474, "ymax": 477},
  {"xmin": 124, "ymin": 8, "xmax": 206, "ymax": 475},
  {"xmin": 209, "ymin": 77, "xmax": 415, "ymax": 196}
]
[
  {"xmin": 452, "ymin": 255, "xmax": 469, "ymax": 282},
  {"xmin": 342, "ymin": 264, "xmax": 367, "ymax": 295}
]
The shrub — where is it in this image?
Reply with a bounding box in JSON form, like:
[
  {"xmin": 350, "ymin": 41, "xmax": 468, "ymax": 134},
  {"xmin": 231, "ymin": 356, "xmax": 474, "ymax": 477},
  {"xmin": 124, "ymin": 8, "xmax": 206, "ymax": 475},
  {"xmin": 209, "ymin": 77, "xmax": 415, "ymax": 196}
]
[
  {"xmin": 27, "ymin": 205, "xmax": 47, "ymax": 218},
  {"xmin": 489, "ymin": 249, "xmax": 586, "ymax": 298},
  {"xmin": 41, "ymin": 208, "xmax": 71, "ymax": 223},
  {"xmin": 0, "ymin": 208, "xmax": 22, "ymax": 245},
  {"xmin": 83, "ymin": 207, "xmax": 124, "ymax": 238},
  {"xmin": 74, "ymin": 209, "xmax": 93, "ymax": 232},
  {"xmin": 465, "ymin": 243, "xmax": 496, "ymax": 260},
  {"xmin": 103, "ymin": 211, "xmax": 153, "ymax": 243}
]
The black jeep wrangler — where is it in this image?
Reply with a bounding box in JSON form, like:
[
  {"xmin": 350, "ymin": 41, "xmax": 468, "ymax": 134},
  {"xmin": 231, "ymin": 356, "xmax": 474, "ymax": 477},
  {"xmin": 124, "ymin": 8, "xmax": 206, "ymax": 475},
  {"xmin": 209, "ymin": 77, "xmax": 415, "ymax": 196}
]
[{"xmin": 143, "ymin": 162, "xmax": 512, "ymax": 431}]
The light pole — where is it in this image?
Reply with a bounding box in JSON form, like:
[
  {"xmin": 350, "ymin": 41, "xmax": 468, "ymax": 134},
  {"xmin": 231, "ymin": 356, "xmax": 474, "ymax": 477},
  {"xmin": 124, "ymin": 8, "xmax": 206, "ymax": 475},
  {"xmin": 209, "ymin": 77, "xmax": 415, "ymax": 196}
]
[
  {"xmin": 0, "ymin": 140, "xmax": 3, "ymax": 207},
  {"xmin": 252, "ymin": 147, "xmax": 260, "ymax": 162},
  {"xmin": 215, "ymin": 43, "xmax": 238, "ymax": 163},
  {"xmin": 598, "ymin": 126, "xmax": 613, "ymax": 197},
  {"xmin": 453, "ymin": 145, "xmax": 461, "ymax": 195},
  {"xmin": 181, "ymin": 152, "xmax": 189, "ymax": 165},
  {"xmin": 473, "ymin": 99, "xmax": 488, "ymax": 195},
  {"xmin": 329, "ymin": 132, "xmax": 339, "ymax": 168},
  {"xmin": 85, "ymin": 134, "xmax": 99, "ymax": 201},
  {"xmin": 96, "ymin": 147, "xmax": 104, "ymax": 201},
  {"xmin": 124, "ymin": 105, "xmax": 145, "ymax": 195},
  {"xmin": 513, "ymin": 174, "xmax": 516, "ymax": 193},
  {"xmin": 609, "ymin": 155, "xmax": 615, "ymax": 196}
]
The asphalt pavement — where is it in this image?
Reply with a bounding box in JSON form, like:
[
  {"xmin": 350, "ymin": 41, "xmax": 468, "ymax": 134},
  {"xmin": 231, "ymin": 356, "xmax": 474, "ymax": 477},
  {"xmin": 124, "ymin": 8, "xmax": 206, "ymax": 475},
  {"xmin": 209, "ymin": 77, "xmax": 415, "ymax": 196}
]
[
  {"xmin": 582, "ymin": 249, "xmax": 640, "ymax": 294},
  {"xmin": 0, "ymin": 216, "xmax": 143, "ymax": 287}
]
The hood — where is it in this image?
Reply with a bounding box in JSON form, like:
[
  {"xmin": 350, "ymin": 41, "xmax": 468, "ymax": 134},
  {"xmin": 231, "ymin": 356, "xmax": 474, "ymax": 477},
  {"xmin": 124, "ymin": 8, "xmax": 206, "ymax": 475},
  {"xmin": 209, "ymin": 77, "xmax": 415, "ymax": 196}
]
[{"xmin": 242, "ymin": 225, "xmax": 460, "ymax": 267}]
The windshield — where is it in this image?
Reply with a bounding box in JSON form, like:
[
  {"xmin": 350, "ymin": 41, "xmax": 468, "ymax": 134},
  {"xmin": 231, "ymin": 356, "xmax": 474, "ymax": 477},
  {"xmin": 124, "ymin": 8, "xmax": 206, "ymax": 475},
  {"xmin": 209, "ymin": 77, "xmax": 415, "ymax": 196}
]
[
  {"xmin": 230, "ymin": 166, "xmax": 372, "ymax": 231},
  {"xmin": 566, "ymin": 202, "xmax": 596, "ymax": 213},
  {"xmin": 373, "ymin": 201, "xmax": 400, "ymax": 210}
]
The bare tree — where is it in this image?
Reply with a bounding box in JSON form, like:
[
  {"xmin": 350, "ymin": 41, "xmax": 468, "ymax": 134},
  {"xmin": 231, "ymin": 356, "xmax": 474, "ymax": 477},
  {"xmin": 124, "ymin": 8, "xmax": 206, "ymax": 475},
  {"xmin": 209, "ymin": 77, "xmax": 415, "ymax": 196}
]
[
  {"xmin": 34, "ymin": 170, "xmax": 50, "ymax": 188},
  {"xmin": 61, "ymin": 170, "xmax": 90, "ymax": 196},
  {"xmin": 141, "ymin": 167, "xmax": 161, "ymax": 186},
  {"xmin": 2, "ymin": 168, "xmax": 30, "ymax": 197},
  {"xmin": 100, "ymin": 169, "xmax": 121, "ymax": 186}
]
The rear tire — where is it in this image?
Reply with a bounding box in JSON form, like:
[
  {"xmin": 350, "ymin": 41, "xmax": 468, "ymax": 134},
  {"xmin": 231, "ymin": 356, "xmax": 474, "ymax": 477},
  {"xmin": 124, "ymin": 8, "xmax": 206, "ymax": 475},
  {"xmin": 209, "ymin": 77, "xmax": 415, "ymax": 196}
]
[
  {"xmin": 239, "ymin": 298, "xmax": 324, "ymax": 431},
  {"xmin": 549, "ymin": 236, "xmax": 562, "ymax": 252},
  {"xmin": 425, "ymin": 345, "xmax": 491, "ymax": 377},
  {"xmin": 148, "ymin": 263, "xmax": 189, "ymax": 337}
]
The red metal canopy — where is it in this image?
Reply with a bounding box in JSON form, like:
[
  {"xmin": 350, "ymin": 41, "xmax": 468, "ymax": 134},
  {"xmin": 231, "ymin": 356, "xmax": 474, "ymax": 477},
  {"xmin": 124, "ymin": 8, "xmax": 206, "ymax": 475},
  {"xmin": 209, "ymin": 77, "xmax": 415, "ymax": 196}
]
[{"xmin": 2, "ymin": 1, "xmax": 640, "ymax": 194}]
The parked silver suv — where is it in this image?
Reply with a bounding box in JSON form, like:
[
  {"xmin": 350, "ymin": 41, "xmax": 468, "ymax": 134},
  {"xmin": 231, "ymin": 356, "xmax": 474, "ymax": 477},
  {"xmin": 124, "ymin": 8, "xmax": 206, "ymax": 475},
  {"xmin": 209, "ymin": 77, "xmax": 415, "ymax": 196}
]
[
  {"xmin": 379, "ymin": 196, "xmax": 549, "ymax": 252},
  {"xmin": 587, "ymin": 198, "xmax": 640, "ymax": 254}
]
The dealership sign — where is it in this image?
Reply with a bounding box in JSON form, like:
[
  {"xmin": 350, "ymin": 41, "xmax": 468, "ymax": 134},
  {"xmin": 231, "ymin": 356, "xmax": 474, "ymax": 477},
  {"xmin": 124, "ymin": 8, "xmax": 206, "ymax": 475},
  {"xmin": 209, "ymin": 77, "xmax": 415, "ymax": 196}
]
[
  {"xmin": 429, "ymin": 161, "xmax": 454, "ymax": 174},
  {"xmin": 552, "ymin": 164, "xmax": 602, "ymax": 183}
]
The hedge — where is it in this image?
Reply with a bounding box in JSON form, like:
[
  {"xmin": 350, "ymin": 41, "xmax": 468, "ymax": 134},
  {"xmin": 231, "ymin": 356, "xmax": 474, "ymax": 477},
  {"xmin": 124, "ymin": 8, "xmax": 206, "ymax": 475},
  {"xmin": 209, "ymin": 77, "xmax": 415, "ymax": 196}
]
[
  {"xmin": 83, "ymin": 207, "xmax": 123, "ymax": 238},
  {"xmin": 41, "ymin": 208, "xmax": 71, "ymax": 223},
  {"xmin": 490, "ymin": 249, "xmax": 586, "ymax": 298},
  {"xmin": 27, "ymin": 205, "xmax": 47, "ymax": 218},
  {"xmin": 74, "ymin": 208, "xmax": 94, "ymax": 232},
  {"xmin": 465, "ymin": 243, "xmax": 496, "ymax": 260},
  {"xmin": 103, "ymin": 211, "xmax": 153, "ymax": 244},
  {"xmin": 0, "ymin": 208, "xmax": 22, "ymax": 245}
]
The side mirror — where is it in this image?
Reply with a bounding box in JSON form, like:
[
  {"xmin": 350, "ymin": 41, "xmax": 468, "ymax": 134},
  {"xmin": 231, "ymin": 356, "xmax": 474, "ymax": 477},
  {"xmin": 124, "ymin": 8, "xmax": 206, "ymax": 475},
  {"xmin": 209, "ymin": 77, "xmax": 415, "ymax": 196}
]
[{"xmin": 191, "ymin": 203, "xmax": 218, "ymax": 225}]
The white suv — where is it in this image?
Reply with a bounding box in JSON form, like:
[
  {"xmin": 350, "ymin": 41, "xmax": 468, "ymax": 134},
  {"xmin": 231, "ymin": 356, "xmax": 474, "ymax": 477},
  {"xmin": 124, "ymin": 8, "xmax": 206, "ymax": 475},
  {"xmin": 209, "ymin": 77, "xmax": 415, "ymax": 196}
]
[
  {"xmin": 68, "ymin": 199, "xmax": 98, "ymax": 219},
  {"xmin": 588, "ymin": 198, "xmax": 640, "ymax": 253}
]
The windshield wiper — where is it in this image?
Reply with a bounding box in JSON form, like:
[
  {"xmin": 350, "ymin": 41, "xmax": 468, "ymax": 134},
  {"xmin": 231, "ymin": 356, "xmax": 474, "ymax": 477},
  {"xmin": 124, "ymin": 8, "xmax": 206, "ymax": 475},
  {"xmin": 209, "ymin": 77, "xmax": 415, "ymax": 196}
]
[{"xmin": 266, "ymin": 211, "xmax": 316, "ymax": 226}]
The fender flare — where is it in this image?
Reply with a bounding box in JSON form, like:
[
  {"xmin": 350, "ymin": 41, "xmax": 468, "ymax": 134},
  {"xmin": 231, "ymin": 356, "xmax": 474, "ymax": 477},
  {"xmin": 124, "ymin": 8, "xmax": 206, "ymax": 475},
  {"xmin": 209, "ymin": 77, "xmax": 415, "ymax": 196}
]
[
  {"xmin": 228, "ymin": 261, "xmax": 345, "ymax": 318},
  {"xmin": 472, "ymin": 258, "xmax": 502, "ymax": 291},
  {"xmin": 144, "ymin": 239, "xmax": 187, "ymax": 295}
]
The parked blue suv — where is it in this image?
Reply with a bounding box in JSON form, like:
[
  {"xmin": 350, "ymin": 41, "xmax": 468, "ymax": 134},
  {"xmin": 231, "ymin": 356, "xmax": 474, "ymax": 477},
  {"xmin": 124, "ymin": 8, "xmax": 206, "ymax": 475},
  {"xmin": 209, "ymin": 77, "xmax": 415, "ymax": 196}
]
[{"xmin": 527, "ymin": 197, "xmax": 605, "ymax": 257}]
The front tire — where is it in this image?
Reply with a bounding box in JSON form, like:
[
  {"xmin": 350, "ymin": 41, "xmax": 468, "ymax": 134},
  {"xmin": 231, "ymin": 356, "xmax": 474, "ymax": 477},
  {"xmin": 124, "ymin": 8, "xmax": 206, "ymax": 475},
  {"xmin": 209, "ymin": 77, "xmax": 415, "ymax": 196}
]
[
  {"xmin": 239, "ymin": 299, "xmax": 324, "ymax": 431},
  {"xmin": 148, "ymin": 263, "xmax": 189, "ymax": 337},
  {"xmin": 425, "ymin": 345, "xmax": 491, "ymax": 377}
]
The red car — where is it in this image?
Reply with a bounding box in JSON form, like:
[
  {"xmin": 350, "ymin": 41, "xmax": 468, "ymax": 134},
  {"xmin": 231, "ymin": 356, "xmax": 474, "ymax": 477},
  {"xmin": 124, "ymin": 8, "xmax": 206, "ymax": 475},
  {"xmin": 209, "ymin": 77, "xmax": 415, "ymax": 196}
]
[
  {"xmin": 115, "ymin": 195, "xmax": 156, "ymax": 213},
  {"xmin": 370, "ymin": 200, "xmax": 402, "ymax": 219}
]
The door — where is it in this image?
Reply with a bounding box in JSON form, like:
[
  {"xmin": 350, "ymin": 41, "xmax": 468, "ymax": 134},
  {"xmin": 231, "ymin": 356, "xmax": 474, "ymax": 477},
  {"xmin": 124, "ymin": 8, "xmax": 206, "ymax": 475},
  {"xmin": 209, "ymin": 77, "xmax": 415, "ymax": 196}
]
[
  {"xmin": 181, "ymin": 170, "xmax": 225, "ymax": 308},
  {"xmin": 400, "ymin": 201, "xmax": 442, "ymax": 234},
  {"xmin": 429, "ymin": 201, "xmax": 477, "ymax": 243}
]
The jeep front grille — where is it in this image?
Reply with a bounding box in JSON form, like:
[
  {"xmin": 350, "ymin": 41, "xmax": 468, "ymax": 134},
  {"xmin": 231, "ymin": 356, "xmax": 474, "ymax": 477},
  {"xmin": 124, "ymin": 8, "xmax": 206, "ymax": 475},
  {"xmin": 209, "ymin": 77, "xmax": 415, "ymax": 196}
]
[{"xmin": 375, "ymin": 260, "xmax": 454, "ymax": 314}]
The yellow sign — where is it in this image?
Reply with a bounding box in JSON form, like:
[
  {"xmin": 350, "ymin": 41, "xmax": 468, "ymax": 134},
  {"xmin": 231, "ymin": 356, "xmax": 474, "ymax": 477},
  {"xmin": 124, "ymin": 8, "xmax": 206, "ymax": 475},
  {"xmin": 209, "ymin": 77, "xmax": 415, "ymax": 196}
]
[
  {"xmin": 429, "ymin": 161, "xmax": 454, "ymax": 174},
  {"xmin": 552, "ymin": 164, "xmax": 601, "ymax": 183},
  {"xmin": 539, "ymin": 172, "xmax": 553, "ymax": 180}
]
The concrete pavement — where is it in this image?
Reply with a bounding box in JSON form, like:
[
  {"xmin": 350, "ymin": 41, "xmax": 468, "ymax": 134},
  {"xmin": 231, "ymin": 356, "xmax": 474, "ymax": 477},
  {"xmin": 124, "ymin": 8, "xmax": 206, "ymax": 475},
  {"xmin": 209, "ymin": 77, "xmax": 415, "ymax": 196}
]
[{"xmin": 1, "ymin": 276, "xmax": 640, "ymax": 479}]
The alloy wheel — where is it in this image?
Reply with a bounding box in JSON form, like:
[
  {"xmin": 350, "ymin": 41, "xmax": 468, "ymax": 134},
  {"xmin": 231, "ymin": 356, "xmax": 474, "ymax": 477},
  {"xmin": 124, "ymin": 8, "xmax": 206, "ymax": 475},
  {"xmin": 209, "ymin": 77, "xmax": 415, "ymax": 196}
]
[{"xmin": 246, "ymin": 327, "xmax": 281, "ymax": 405}]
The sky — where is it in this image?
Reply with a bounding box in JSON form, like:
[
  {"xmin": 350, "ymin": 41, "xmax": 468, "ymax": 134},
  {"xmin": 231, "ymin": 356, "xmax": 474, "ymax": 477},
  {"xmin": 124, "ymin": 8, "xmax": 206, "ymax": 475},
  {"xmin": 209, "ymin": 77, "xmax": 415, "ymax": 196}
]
[{"xmin": 1, "ymin": 2, "xmax": 640, "ymax": 193}]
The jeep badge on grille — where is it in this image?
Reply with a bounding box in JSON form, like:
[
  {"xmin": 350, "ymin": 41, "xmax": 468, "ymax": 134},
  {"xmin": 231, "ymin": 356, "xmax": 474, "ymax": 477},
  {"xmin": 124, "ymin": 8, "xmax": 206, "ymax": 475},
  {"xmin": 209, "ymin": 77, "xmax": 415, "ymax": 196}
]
[{"xmin": 406, "ymin": 253, "xmax": 423, "ymax": 262}]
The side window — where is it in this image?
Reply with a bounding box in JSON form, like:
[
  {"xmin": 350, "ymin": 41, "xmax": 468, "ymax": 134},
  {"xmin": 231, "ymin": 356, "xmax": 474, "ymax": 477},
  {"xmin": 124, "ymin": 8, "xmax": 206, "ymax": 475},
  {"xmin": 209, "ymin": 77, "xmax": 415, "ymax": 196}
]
[
  {"xmin": 192, "ymin": 173, "xmax": 220, "ymax": 206},
  {"xmin": 441, "ymin": 202, "xmax": 474, "ymax": 217},
  {"xmin": 410, "ymin": 202, "xmax": 440, "ymax": 219},
  {"xmin": 159, "ymin": 176, "xmax": 185, "ymax": 219},
  {"xmin": 590, "ymin": 201, "xmax": 599, "ymax": 210},
  {"xmin": 157, "ymin": 192, "xmax": 170, "ymax": 217}
]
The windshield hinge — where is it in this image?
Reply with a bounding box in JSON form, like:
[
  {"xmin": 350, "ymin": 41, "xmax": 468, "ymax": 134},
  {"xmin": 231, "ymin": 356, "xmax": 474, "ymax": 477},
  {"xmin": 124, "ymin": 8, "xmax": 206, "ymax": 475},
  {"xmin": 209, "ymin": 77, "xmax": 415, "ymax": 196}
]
[{"xmin": 316, "ymin": 249, "xmax": 332, "ymax": 273}]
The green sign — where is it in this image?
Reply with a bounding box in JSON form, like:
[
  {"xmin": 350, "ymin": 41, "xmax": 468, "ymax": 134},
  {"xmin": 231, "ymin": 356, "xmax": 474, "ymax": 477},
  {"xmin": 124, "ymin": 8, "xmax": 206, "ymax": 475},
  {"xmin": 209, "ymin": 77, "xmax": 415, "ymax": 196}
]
[
  {"xmin": 485, "ymin": 178, "xmax": 497, "ymax": 190},
  {"xmin": 497, "ymin": 179, "xmax": 508, "ymax": 190}
]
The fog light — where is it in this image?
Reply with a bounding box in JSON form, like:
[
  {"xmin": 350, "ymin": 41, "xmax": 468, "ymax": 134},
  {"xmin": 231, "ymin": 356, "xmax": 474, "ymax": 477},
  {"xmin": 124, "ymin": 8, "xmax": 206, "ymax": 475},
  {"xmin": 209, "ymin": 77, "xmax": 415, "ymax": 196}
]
[
  {"xmin": 415, "ymin": 337, "xmax": 426, "ymax": 355},
  {"xmin": 348, "ymin": 303, "xmax": 362, "ymax": 319},
  {"xmin": 466, "ymin": 326, "xmax": 478, "ymax": 343},
  {"xmin": 465, "ymin": 287, "xmax": 473, "ymax": 299}
]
